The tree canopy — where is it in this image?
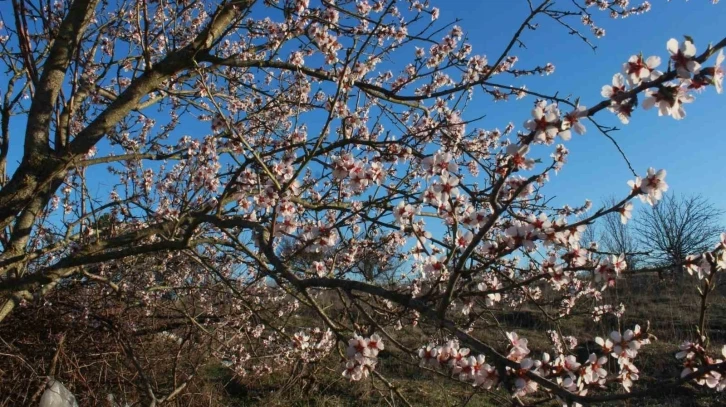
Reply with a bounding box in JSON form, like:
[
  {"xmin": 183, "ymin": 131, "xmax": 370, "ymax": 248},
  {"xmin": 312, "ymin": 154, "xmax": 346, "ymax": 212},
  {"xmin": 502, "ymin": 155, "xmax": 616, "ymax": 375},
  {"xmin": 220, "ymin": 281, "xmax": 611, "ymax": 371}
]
[{"xmin": 1, "ymin": 1, "xmax": 725, "ymax": 405}]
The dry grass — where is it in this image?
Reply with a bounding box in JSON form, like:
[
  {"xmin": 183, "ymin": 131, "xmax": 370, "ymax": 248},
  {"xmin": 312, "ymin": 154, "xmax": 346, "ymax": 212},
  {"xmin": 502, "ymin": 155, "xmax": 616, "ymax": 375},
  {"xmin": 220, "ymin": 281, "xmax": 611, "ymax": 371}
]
[
  {"xmin": 3, "ymin": 274, "xmax": 725, "ymax": 406},
  {"xmin": 206, "ymin": 274, "xmax": 726, "ymax": 406}
]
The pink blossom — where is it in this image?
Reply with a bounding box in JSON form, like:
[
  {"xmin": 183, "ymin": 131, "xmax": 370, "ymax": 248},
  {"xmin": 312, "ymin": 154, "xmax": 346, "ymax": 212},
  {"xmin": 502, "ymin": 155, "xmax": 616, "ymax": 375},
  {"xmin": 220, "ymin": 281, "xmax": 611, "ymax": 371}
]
[
  {"xmin": 418, "ymin": 345, "xmax": 439, "ymax": 366},
  {"xmin": 524, "ymin": 101, "xmax": 561, "ymax": 144},
  {"xmin": 642, "ymin": 85, "xmax": 694, "ymax": 120},
  {"xmin": 473, "ymin": 363, "xmax": 498, "ymax": 388},
  {"xmin": 623, "ymin": 54, "xmax": 662, "ymax": 85},
  {"xmin": 601, "ymin": 73, "xmax": 627, "ymax": 100},
  {"xmin": 667, "ymin": 38, "xmax": 701, "ymax": 78},
  {"xmin": 561, "ymin": 105, "xmax": 588, "ymax": 137},
  {"xmin": 506, "ymin": 144, "xmax": 535, "ymax": 170},
  {"xmin": 618, "ymin": 201, "xmax": 633, "ymax": 224},
  {"xmin": 711, "ymin": 49, "xmax": 724, "ymax": 94},
  {"xmin": 640, "ymin": 167, "xmax": 668, "ymax": 204},
  {"xmin": 507, "ymin": 332, "xmax": 530, "ymax": 361}
]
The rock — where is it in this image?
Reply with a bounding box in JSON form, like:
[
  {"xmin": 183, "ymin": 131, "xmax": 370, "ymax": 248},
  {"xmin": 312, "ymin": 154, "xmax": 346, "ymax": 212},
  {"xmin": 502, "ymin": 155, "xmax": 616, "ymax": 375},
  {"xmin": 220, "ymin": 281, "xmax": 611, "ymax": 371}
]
[{"xmin": 39, "ymin": 378, "xmax": 78, "ymax": 407}]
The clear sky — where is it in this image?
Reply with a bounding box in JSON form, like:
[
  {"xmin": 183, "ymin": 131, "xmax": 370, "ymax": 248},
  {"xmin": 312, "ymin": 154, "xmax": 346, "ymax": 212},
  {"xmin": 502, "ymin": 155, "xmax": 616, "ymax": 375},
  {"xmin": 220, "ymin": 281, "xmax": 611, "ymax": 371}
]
[{"xmin": 439, "ymin": 0, "xmax": 726, "ymax": 220}]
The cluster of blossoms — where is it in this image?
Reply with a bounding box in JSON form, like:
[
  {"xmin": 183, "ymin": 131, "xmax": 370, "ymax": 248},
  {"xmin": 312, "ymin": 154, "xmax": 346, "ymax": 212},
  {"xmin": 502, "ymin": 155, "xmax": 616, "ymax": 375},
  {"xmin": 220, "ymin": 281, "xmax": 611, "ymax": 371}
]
[
  {"xmin": 548, "ymin": 330, "xmax": 578, "ymax": 356},
  {"xmin": 670, "ymin": 233, "xmax": 726, "ymax": 391},
  {"xmin": 513, "ymin": 326, "xmax": 655, "ymax": 398},
  {"xmin": 499, "ymin": 332, "xmax": 573, "ymax": 398},
  {"xmin": 202, "ymin": 293, "xmax": 328, "ymax": 378},
  {"xmin": 416, "ymin": 327, "xmax": 655, "ymax": 400},
  {"xmin": 342, "ymin": 334, "xmax": 385, "ymax": 381},
  {"xmin": 298, "ymin": 222, "xmax": 341, "ymax": 252},
  {"xmin": 591, "ymin": 303, "xmax": 626, "ymax": 322},
  {"xmin": 425, "ymin": 25, "xmax": 464, "ymax": 69},
  {"xmin": 523, "ymin": 100, "xmax": 588, "ymax": 145},
  {"xmin": 684, "ymin": 233, "xmax": 726, "ymax": 279},
  {"xmin": 593, "ymin": 254, "xmax": 627, "ymax": 289},
  {"xmin": 627, "ymin": 167, "xmax": 669, "ymax": 207},
  {"xmin": 580, "ymin": 0, "xmax": 654, "ymax": 38},
  {"xmin": 473, "ymin": 275, "xmax": 503, "ymax": 307},
  {"xmin": 676, "ymin": 342, "xmax": 726, "ymax": 390},
  {"xmin": 291, "ymin": 328, "xmax": 337, "ymax": 362},
  {"xmin": 331, "ymin": 153, "xmax": 386, "ymax": 193},
  {"xmin": 308, "ymin": 17, "xmax": 343, "ymax": 64},
  {"xmin": 603, "ymin": 38, "xmax": 724, "ymax": 124},
  {"xmin": 594, "ymin": 325, "xmax": 652, "ymax": 392},
  {"xmin": 417, "ymin": 339, "xmax": 499, "ymax": 389}
]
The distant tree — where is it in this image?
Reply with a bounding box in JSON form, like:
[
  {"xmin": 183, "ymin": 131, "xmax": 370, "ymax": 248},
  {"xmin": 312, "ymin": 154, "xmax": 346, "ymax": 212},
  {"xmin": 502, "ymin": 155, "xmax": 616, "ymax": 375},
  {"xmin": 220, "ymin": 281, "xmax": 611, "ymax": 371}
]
[{"xmin": 635, "ymin": 193, "xmax": 723, "ymax": 276}]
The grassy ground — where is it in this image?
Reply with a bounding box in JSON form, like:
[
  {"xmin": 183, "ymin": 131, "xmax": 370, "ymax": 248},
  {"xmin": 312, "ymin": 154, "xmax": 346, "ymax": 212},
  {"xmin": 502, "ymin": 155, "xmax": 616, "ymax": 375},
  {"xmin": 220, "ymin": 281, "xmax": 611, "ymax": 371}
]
[{"xmin": 198, "ymin": 274, "xmax": 726, "ymax": 406}]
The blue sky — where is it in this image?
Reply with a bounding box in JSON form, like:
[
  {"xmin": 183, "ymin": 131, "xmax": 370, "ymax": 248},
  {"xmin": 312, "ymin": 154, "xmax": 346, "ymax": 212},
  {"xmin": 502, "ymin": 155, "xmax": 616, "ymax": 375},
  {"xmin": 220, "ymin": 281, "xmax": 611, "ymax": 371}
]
[{"xmin": 439, "ymin": 0, "xmax": 726, "ymax": 220}]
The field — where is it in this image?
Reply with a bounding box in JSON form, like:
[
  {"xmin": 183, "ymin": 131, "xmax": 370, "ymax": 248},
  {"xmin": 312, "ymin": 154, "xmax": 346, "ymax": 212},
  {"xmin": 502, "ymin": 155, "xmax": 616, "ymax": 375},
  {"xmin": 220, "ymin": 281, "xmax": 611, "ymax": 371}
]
[
  {"xmin": 183, "ymin": 274, "xmax": 726, "ymax": 407},
  {"xmin": 2, "ymin": 273, "xmax": 725, "ymax": 406},
  {"xmin": 3, "ymin": 273, "xmax": 724, "ymax": 406}
]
